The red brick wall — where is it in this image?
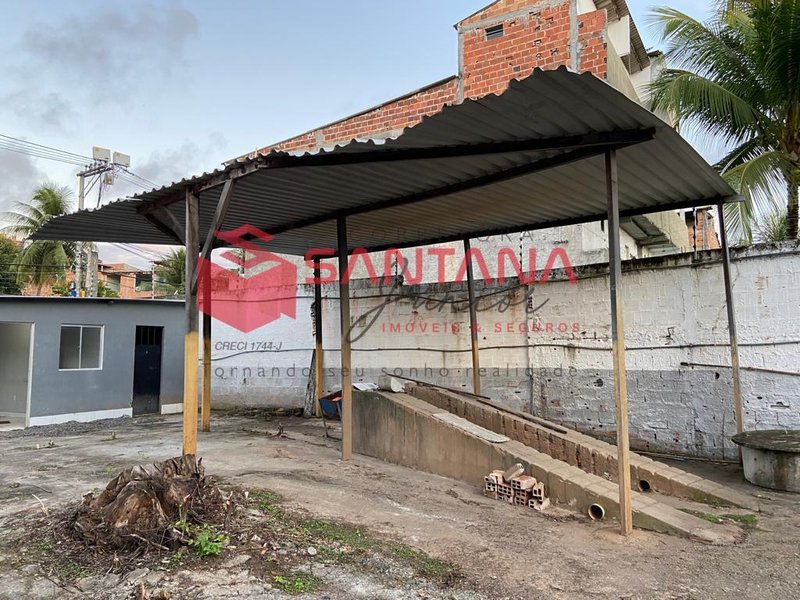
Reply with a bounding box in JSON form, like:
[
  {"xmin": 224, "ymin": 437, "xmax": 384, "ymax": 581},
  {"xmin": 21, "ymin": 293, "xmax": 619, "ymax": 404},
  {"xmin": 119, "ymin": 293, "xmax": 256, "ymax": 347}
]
[
  {"xmin": 687, "ymin": 208, "xmax": 721, "ymax": 250},
  {"xmin": 460, "ymin": 3, "xmax": 608, "ymax": 99},
  {"xmin": 578, "ymin": 9, "xmax": 608, "ymax": 79},
  {"xmin": 261, "ymin": 78, "xmax": 459, "ymax": 155},
  {"xmin": 459, "ymin": 0, "xmax": 541, "ymax": 26}
]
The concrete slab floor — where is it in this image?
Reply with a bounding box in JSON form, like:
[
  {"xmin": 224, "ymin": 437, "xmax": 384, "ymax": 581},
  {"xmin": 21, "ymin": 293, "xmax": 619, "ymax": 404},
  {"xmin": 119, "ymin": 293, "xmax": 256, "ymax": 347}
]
[
  {"xmin": 0, "ymin": 415, "xmax": 24, "ymax": 432},
  {"xmin": 0, "ymin": 413, "xmax": 798, "ymax": 600}
]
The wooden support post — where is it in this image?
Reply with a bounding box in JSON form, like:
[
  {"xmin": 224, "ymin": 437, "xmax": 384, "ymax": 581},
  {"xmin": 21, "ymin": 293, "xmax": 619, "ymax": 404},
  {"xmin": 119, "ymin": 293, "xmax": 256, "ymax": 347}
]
[
  {"xmin": 182, "ymin": 188, "xmax": 200, "ymax": 455},
  {"xmin": 201, "ymin": 264, "xmax": 212, "ymax": 432},
  {"xmin": 314, "ymin": 263, "xmax": 324, "ymax": 418},
  {"xmin": 717, "ymin": 202, "xmax": 744, "ymax": 436},
  {"xmin": 463, "ymin": 238, "xmax": 481, "ymax": 395},
  {"xmin": 337, "ymin": 217, "xmax": 353, "ymax": 460},
  {"xmin": 605, "ymin": 148, "xmax": 633, "ymax": 536}
]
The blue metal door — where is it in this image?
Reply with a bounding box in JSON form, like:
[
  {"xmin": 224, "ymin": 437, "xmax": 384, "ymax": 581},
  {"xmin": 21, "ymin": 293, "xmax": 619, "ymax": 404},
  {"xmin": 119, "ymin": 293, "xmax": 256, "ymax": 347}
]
[{"xmin": 132, "ymin": 326, "xmax": 163, "ymax": 416}]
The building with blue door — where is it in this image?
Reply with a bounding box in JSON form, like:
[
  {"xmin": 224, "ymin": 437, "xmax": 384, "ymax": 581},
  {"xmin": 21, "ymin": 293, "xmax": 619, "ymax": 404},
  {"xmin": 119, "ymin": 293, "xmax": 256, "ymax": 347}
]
[{"xmin": 0, "ymin": 296, "xmax": 184, "ymax": 428}]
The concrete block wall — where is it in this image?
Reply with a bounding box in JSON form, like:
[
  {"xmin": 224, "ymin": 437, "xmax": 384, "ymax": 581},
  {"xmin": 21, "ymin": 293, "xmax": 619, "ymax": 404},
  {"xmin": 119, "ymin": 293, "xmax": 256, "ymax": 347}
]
[
  {"xmin": 352, "ymin": 389, "xmax": 736, "ymax": 540},
  {"xmin": 409, "ymin": 384, "xmax": 758, "ymax": 510}
]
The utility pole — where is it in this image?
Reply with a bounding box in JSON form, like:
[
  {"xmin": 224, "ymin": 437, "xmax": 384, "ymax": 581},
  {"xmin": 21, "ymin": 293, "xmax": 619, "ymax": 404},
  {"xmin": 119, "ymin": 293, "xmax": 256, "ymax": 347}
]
[
  {"xmin": 74, "ymin": 173, "xmax": 85, "ymax": 295},
  {"xmin": 74, "ymin": 147, "xmax": 132, "ymax": 297}
]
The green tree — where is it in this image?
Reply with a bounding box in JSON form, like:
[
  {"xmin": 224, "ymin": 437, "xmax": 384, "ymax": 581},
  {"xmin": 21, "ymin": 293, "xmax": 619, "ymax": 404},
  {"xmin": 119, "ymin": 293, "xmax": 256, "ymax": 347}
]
[
  {"xmin": 649, "ymin": 0, "xmax": 800, "ymax": 242},
  {"xmin": 97, "ymin": 280, "xmax": 120, "ymax": 298},
  {"xmin": 2, "ymin": 183, "xmax": 75, "ymax": 294},
  {"xmin": 154, "ymin": 248, "xmax": 185, "ymax": 297},
  {"xmin": 0, "ymin": 234, "xmax": 22, "ymax": 295}
]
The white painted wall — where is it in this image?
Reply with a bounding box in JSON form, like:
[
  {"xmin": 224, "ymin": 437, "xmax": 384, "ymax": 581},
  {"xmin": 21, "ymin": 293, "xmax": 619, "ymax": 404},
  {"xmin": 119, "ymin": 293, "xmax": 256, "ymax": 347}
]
[
  {"xmin": 577, "ymin": 0, "xmax": 597, "ymax": 15},
  {"xmin": 0, "ymin": 322, "xmax": 32, "ymax": 416},
  {"xmin": 607, "ymin": 15, "xmax": 631, "ymax": 57},
  {"xmin": 209, "ymin": 243, "xmax": 800, "ymax": 459}
]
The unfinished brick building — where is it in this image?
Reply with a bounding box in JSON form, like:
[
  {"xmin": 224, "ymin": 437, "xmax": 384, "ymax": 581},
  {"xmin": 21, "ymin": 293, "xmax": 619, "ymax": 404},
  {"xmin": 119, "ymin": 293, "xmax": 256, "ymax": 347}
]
[{"xmin": 242, "ymin": 0, "xmax": 690, "ymax": 266}]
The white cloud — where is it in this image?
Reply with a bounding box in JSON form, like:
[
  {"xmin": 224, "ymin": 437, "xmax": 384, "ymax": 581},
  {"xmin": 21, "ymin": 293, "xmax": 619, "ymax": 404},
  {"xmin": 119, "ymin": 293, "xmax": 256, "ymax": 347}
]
[
  {"xmin": 0, "ymin": 151, "xmax": 45, "ymax": 214},
  {"xmin": 19, "ymin": 1, "xmax": 199, "ymax": 99}
]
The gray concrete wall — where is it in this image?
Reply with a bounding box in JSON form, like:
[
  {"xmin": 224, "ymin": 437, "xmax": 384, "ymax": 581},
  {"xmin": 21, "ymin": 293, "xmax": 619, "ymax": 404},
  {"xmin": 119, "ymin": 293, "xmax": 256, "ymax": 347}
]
[
  {"xmin": 0, "ymin": 298, "xmax": 184, "ymax": 419},
  {"xmin": 0, "ymin": 322, "xmax": 32, "ymax": 415}
]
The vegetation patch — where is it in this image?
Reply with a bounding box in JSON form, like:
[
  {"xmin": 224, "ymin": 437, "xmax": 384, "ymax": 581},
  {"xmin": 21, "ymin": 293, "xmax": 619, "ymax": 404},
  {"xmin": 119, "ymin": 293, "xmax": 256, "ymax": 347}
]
[
  {"xmin": 273, "ymin": 572, "xmax": 323, "ymax": 594},
  {"xmin": 680, "ymin": 509, "xmax": 759, "ymax": 530},
  {"xmin": 6, "ymin": 468, "xmax": 464, "ymax": 596},
  {"xmin": 392, "ymin": 544, "xmax": 462, "ymax": 584}
]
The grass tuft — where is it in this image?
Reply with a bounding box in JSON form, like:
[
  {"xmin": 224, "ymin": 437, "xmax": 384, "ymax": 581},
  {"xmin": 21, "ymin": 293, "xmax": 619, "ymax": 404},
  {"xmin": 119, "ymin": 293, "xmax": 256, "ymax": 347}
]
[{"xmin": 273, "ymin": 572, "xmax": 322, "ymax": 594}]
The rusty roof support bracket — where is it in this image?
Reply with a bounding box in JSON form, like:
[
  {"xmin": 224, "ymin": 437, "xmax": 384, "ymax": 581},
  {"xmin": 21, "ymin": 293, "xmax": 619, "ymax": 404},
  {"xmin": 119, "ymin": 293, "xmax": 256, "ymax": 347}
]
[
  {"xmin": 190, "ymin": 179, "xmax": 237, "ymax": 296},
  {"xmin": 141, "ymin": 205, "xmax": 185, "ymax": 246}
]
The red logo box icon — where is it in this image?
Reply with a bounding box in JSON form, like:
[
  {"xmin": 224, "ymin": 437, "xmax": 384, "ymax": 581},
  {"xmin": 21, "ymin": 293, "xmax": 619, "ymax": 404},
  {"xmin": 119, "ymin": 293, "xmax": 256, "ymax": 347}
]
[{"xmin": 198, "ymin": 225, "xmax": 297, "ymax": 333}]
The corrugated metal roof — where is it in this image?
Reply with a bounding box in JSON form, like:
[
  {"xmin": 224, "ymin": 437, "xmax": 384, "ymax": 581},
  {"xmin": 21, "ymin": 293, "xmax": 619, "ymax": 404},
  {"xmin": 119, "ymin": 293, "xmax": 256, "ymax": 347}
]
[{"xmin": 35, "ymin": 68, "xmax": 736, "ymax": 255}]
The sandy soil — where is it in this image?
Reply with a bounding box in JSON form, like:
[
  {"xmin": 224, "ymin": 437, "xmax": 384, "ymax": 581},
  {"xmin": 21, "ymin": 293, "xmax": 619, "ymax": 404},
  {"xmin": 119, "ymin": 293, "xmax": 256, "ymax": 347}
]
[{"xmin": 0, "ymin": 413, "xmax": 798, "ymax": 599}]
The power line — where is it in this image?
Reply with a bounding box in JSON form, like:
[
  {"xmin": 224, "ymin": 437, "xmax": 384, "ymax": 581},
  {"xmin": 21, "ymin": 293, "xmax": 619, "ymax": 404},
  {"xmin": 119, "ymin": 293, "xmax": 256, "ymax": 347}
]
[
  {"xmin": 108, "ymin": 243, "xmax": 165, "ymax": 263},
  {"xmin": 119, "ymin": 167, "xmax": 158, "ymax": 188},
  {"xmin": 0, "ymin": 142, "xmax": 88, "ymax": 167},
  {"xmin": 0, "ymin": 134, "xmax": 93, "ymax": 161},
  {"xmin": 0, "ymin": 134, "xmax": 94, "ymax": 167}
]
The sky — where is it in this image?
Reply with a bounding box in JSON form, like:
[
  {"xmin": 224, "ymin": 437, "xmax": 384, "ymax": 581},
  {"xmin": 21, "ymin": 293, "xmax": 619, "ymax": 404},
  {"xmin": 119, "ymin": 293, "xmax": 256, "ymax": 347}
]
[{"xmin": 0, "ymin": 0, "xmax": 714, "ymax": 267}]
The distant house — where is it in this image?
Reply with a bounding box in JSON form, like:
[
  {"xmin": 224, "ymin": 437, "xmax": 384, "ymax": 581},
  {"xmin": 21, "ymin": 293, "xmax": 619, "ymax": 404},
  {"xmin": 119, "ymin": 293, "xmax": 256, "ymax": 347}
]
[
  {"xmin": 97, "ymin": 262, "xmax": 155, "ymax": 298},
  {"xmin": 0, "ymin": 297, "xmax": 184, "ymax": 428}
]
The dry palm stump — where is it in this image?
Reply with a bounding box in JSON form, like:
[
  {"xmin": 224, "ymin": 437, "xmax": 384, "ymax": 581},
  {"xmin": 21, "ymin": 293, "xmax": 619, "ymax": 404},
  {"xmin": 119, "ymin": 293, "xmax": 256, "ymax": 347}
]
[
  {"xmin": 484, "ymin": 463, "xmax": 550, "ymax": 511},
  {"xmin": 72, "ymin": 455, "xmax": 232, "ymax": 555}
]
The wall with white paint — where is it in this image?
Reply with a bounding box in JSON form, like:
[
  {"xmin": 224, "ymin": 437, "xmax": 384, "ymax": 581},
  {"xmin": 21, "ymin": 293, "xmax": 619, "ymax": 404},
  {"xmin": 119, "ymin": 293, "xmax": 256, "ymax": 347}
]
[
  {"xmin": 209, "ymin": 242, "xmax": 800, "ymax": 459},
  {"xmin": 0, "ymin": 322, "xmax": 32, "ymax": 415}
]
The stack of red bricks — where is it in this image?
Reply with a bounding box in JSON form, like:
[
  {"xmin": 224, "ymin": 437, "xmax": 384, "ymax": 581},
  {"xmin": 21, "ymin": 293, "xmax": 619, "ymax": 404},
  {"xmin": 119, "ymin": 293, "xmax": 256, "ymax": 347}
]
[{"xmin": 483, "ymin": 464, "xmax": 550, "ymax": 511}]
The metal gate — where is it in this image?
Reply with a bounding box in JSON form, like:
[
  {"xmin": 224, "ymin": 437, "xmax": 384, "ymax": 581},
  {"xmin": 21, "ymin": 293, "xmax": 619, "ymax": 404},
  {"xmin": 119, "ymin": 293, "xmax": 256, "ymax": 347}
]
[{"xmin": 132, "ymin": 326, "xmax": 163, "ymax": 416}]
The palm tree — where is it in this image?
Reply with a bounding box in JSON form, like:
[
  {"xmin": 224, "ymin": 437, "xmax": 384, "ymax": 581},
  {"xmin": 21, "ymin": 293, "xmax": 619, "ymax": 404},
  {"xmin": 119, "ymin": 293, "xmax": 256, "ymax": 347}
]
[
  {"xmin": 755, "ymin": 208, "xmax": 789, "ymax": 242},
  {"xmin": 649, "ymin": 0, "xmax": 800, "ymax": 242},
  {"xmin": 0, "ymin": 234, "xmax": 22, "ymax": 295},
  {"xmin": 2, "ymin": 184, "xmax": 75, "ymax": 294},
  {"xmin": 154, "ymin": 248, "xmax": 185, "ymax": 297}
]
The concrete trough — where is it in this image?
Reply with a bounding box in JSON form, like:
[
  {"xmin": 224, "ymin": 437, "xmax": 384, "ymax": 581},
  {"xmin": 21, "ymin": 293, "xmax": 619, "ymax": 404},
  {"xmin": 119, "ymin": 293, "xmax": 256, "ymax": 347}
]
[{"xmin": 733, "ymin": 430, "xmax": 800, "ymax": 493}]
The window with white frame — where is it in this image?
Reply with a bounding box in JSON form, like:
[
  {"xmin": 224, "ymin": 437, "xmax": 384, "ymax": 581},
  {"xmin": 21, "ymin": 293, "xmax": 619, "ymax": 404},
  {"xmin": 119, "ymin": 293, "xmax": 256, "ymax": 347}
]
[{"xmin": 59, "ymin": 325, "xmax": 103, "ymax": 370}]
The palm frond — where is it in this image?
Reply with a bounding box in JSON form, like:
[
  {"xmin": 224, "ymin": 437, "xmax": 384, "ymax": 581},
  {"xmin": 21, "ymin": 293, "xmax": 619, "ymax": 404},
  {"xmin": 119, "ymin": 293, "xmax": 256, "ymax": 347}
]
[
  {"xmin": 754, "ymin": 207, "xmax": 789, "ymax": 242},
  {"xmin": 1, "ymin": 183, "xmax": 76, "ymax": 293},
  {"xmin": 721, "ymin": 150, "xmax": 787, "ymax": 242},
  {"xmin": 713, "ymin": 136, "xmax": 772, "ymax": 171},
  {"xmin": 648, "ymin": 69, "xmax": 767, "ymax": 146},
  {"xmin": 650, "ymin": 8, "xmax": 759, "ymax": 93}
]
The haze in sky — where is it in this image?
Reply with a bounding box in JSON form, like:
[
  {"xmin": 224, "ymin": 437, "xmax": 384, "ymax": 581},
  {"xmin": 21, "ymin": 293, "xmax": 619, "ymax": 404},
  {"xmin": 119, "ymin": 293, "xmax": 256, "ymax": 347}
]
[{"xmin": 0, "ymin": 1, "xmax": 715, "ymax": 265}]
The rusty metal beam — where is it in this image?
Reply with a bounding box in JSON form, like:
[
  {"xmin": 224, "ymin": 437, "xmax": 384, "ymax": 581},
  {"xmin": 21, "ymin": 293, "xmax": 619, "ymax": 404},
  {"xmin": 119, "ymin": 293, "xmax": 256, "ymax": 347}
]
[
  {"xmin": 314, "ymin": 263, "xmax": 324, "ymax": 418},
  {"xmin": 142, "ymin": 206, "xmax": 185, "ymax": 245},
  {"xmin": 190, "ymin": 179, "xmax": 236, "ymax": 295},
  {"xmin": 337, "ymin": 217, "xmax": 353, "ymax": 461}
]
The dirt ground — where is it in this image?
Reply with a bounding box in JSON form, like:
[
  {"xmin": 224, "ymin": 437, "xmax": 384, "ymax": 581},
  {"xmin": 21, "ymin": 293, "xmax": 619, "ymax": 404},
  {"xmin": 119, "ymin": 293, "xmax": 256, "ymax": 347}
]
[{"xmin": 0, "ymin": 412, "xmax": 798, "ymax": 600}]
